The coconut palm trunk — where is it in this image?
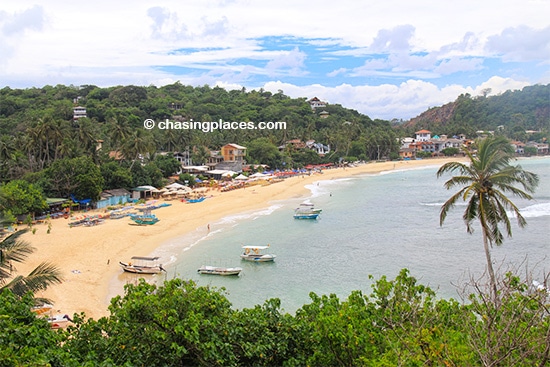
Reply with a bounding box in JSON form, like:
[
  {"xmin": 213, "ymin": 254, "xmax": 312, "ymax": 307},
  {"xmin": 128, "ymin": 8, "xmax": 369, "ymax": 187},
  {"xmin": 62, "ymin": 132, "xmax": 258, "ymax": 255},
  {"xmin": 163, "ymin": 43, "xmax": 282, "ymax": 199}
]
[{"xmin": 480, "ymin": 216, "xmax": 498, "ymax": 300}]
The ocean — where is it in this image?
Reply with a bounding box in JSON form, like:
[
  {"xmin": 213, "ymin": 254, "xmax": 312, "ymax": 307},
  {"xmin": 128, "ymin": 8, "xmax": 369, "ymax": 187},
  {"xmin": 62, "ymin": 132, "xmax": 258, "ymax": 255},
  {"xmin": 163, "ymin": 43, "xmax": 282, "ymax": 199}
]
[{"xmin": 155, "ymin": 157, "xmax": 550, "ymax": 314}]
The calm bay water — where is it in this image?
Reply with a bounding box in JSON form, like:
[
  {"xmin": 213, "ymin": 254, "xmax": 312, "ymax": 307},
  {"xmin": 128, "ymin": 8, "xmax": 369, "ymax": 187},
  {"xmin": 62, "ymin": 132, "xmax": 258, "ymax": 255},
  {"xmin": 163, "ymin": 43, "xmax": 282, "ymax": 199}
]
[{"xmin": 155, "ymin": 157, "xmax": 550, "ymax": 314}]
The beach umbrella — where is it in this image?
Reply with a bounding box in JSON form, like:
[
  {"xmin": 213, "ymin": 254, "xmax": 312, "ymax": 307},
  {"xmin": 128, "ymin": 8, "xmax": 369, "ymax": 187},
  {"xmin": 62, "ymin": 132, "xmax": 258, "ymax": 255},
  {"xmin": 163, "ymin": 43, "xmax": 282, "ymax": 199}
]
[{"xmin": 165, "ymin": 182, "xmax": 186, "ymax": 190}]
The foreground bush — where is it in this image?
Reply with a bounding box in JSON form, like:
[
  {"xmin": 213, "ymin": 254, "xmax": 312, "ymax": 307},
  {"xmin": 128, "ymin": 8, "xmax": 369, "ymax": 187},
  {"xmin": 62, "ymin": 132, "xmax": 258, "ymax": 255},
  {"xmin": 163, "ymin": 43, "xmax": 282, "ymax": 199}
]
[{"xmin": 1, "ymin": 269, "xmax": 548, "ymax": 366}]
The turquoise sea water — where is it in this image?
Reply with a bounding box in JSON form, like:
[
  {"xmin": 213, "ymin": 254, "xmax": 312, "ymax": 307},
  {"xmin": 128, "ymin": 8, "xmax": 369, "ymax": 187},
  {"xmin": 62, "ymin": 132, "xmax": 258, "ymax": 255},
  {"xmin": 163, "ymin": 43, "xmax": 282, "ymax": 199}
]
[{"xmin": 154, "ymin": 157, "xmax": 550, "ymax": 314}]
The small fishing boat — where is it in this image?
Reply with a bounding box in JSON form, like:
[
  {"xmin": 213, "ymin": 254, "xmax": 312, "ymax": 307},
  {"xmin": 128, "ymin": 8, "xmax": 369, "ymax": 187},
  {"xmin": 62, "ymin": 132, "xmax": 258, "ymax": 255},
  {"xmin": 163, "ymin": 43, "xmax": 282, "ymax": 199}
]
[
  {"xmin": 109, "ymin": 207, "xmax": 134, "ymax": 219},
  {"xmin": 130, "ymin": 206, "xmax": 159, "ymax": 225},
  {"xmin": 197, "ymin": 265, "xmax": 242, "ymax": 276},
  {"xmin": 47, "ymin": 314, "xmax": 72, "ymax": 329},
  {"xmin": 293, "ymin": 203, "xmax": 322, "ymax": 219},
  {"xmin": 119, "ymin": 256, "xmax": 165, "ymax": 274},
  {"xmin": 130, "ymin": 214, "xmax": 159, "ymax": 225},
  {"xmin": 240, "ymin": 245, "xmax": 276, "ymax": 262},
  {"xmin": 186, "ymin": 197, "xmax": 206, "ymax": 203}
]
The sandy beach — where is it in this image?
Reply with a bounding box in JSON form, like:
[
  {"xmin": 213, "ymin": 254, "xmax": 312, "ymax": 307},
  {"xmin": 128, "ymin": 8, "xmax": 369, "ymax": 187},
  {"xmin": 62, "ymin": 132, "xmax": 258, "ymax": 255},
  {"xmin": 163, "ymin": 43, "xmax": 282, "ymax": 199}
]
[{"xmin": 16, "ymin": 157, "xmax": 464, "ymax": 320}]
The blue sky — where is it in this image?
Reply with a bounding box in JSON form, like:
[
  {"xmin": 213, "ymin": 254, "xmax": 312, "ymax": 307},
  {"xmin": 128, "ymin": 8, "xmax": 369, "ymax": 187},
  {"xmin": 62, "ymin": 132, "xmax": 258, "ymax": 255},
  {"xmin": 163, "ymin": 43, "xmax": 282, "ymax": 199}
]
[{"xmin": 1, "ymin": 0, "xmax": 549, "ymax": 120}]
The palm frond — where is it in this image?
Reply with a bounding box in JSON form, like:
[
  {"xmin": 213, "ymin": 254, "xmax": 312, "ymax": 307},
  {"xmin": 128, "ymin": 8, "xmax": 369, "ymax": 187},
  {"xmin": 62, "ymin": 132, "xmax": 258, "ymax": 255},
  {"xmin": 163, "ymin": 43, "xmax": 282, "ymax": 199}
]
[
  {"xmin": 3, "ymin": 262, "xmax": 63, "ymax": 298},
  {"xmin": 437, "ymin": 161, "xmax": 469, "ymax": 178},
  {"xmin": 463, "ymin": 195, "xmax": 479, "ymax": 234},
  {"xmin": 439, "ymin": 188, "xmax": 467, "ymax": 225},
  {"xmin": 0, "ymin": 229, "xmax": 35, "ymax": 264}
]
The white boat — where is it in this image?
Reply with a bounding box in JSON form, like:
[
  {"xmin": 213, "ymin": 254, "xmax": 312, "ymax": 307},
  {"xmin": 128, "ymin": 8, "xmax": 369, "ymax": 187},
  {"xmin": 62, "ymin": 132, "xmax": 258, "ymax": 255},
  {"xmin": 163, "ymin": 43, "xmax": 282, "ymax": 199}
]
[
  {"xmin": 240, "ymin": 245, "xmax": 276, "ymax": 262},
  {"xmin": 119, "ymin": 256, "xmax": 165, "ymax": 274},
  {"xmin": 47, "ymin": 314, "xmax": 72, "ymax": 329},
  {"xmin": 197, "ymin": 265, "xmax": 242, "ymax": 276},
  {"xmin": 294, "ymin": 203, "xmax": 322, "ymax": 219}
]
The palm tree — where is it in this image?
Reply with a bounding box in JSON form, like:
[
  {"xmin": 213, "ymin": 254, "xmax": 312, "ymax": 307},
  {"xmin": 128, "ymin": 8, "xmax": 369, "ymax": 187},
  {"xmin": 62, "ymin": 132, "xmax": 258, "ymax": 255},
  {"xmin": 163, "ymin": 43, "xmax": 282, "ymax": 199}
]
[
  {"xmin": 122, "ymin": 129, "xmax": 155, "ymax": 169},
  {"xmin": 437, "ymin": 136, "xmax": 539, "ymax": 301},
  {"xmin": 0, "ymin": 229, "xmax": 63, "ymax": 304}
]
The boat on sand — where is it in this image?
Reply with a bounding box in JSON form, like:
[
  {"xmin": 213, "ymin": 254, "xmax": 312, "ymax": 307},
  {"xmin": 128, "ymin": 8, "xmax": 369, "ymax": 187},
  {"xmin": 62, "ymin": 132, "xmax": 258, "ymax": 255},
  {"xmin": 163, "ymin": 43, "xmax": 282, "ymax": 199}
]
[{"xmin": 119, "ymin": 256, "xmax": 165, "ymax": 274}]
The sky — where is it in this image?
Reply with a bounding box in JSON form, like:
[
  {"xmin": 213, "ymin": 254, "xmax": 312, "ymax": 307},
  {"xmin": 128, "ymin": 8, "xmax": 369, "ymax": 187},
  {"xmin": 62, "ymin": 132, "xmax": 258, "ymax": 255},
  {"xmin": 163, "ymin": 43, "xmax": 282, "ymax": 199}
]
[{"xmin": 1, "ymin": 0, "xmax": 549, "ymax": 121}]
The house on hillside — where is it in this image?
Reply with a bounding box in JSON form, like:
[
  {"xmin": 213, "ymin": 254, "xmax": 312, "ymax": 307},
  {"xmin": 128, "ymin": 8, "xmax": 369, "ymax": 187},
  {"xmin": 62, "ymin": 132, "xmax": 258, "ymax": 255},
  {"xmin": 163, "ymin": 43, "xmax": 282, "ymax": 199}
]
[
  {"xmin": 280, "ymin": 139, "xmax": 306, "ymax": 152},
  {"xmin": 218, "ymin": 143, "xmax": 247, "ymax": 172},
  {"xmin": 525, "ymin": 141, "xmax": 549, "ymax": 155},
  {"xmin": 73, "ymin": 106, "xmax": 87, "ymax": 120},
  {"xmin": 399, "ymin": 148, "xmax": 415, "ymax": 159},
  {"xmin": 173, "ymin": 151, "xmax": 193, "ymax": 174},
  {"xmin": 207, "ymin": 151, "xmax": 224, "ymax": 170},
  {"xmin": 307, "ymin": 97, "xmax": 326, "ymax": 109},
  {"xmin": 511, "ymin": 141, "xmax": 525, "ymax": 155},
  {"xmin": 305, "ymin": 140, "xmax": 330, "ymax": 156},
  {"xmin": 415, "ymin": 129, "xmax": 431, "ymax": 142},
  {"xmin": 319, "ymin": 110, "xmax": 330, "ymax": 118}
]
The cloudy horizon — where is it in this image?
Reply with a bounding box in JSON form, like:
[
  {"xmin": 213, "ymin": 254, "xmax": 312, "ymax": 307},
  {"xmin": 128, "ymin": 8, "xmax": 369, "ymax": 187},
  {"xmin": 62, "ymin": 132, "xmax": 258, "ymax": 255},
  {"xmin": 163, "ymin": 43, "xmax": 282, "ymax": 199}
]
[{"xmin": 1, "ymin": 0, "xmax": 549, "ymax": 120}]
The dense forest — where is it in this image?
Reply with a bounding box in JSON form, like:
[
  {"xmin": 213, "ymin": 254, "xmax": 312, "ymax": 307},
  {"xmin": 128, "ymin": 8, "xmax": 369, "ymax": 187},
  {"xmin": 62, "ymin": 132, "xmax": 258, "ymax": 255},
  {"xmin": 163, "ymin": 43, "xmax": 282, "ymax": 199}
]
[
  {"xmin": 0, "ymin": 82, "xmax": 398, "ymax": 171},
  {"xmin": 0, "ymin": 83, "xmax": 399, "ymax": 206}
]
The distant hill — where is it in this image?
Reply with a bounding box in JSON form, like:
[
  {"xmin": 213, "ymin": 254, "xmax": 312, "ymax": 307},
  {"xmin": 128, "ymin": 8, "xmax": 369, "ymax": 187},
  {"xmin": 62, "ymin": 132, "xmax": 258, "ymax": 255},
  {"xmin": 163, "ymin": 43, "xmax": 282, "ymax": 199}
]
[{"xmin": 403, "ymin": 84, "xmax": 550, "ymax": 136}]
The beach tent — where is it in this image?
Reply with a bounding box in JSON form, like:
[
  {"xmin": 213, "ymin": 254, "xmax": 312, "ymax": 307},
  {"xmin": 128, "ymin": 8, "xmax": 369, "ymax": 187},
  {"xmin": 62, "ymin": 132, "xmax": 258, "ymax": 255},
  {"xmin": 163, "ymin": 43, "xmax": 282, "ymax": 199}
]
[
  {"xmin": 221, "ymin": 171, "xmax": 237, "ymax": 178},
  {"xmin": 234, "ymin": 174, "xmax": 248, "ymax": 180},
  {"xmin": 165, "ymin": 182, "xmax": 187, "ymax": 191},
  {"xmin": 250, "ymin": 172, "xmax": 269, "ymax": 179}
]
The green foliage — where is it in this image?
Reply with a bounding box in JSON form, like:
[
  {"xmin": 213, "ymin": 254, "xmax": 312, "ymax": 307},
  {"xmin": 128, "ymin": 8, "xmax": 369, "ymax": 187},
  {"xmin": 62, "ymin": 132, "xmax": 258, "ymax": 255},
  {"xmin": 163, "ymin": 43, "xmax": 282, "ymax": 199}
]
[
  {"xmin": 0, "ymin": 229, "xmax": 63, "ymax": 303},
  {"xmin": 0, "ymin": 179, "xmax": 47, "ymax": 217},
  {"xmin": 45, "ymin": 156, "xmax": 104, "ymax": 200},
  {"xmin": 0, "ymin": 290, "xmax": 75, "ymax": 366},
  {"xmin": 464, "ymin": 271, "xmax": 550, "ymax": 366},
  {"xmin": 246, "ymin": 137, "xmax": 282, "ymax": 168},
  {"xmin": 0, "ymin": 269, "xmax": 548, "ymax": 366},
  {"xmin": 178, "ymin": 173, "xmax": 196, "ymax": 187},
  {"xmin": 441, "ymin": 147, "xmax": 460, "ymax": 156},
  {"xmin": 100, "ymin": 161, "xmax": 133, "ymax": 190},
  {"xmin": 66, "ymin": 279, "xmax": 239, "ymax": 366},
  {"xmin": 403, "ymin": 84, "xmax": 550, "ymax": 141},
  {"xmin": 152, "ymin": 154, "xmax": 181, "ymax": 177}
]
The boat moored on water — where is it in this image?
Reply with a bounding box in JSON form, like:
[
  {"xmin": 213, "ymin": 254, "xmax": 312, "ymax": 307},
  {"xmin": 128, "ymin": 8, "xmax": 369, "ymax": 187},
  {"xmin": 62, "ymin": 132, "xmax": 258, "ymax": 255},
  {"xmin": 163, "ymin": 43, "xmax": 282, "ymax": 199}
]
[
  {"xmin": 119, "ymin": 256, "xmax": 165, "ymax": 274},
  {"xmin": 240, "ymin": 245, "xmax": 276, "ymax": 262},
  {"xmin": 293, "ymin": 203, "xmax": 322, "ymax": 219},
  {"xmin": 197, "ymin": 265, "xmax": 242, "ymax": 276}
]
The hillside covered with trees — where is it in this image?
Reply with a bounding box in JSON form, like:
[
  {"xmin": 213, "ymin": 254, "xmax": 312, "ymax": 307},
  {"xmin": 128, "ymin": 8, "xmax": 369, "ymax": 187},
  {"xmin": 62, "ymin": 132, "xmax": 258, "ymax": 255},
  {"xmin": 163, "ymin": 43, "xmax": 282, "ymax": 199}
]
[
  {"xmin": 401, "ymin": 83, "xmax": 550, "ymax": 140},
  {"xmin": 0, "ymin": 83, "xmax": 548, "ymax": 217}
]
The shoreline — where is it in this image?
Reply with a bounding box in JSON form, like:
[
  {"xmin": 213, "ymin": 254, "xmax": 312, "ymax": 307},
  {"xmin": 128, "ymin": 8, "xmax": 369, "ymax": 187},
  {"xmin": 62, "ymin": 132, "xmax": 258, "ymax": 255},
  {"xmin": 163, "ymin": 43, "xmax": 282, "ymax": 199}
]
[{"xmin": 17, "ymin": 157, "xmax": 466, "ymax": 320}]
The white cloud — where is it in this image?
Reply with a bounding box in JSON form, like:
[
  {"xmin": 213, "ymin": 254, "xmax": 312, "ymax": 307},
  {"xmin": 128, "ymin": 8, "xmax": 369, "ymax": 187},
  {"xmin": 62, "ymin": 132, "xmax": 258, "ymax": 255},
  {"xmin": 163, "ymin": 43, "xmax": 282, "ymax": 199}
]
[
  {"xmin": 265, "ymin": 47, "xmax": 307, "ymax": 77},
  {"xmin": 0, "ymin": 1, "xmax": 548, "ymax": 120},
  {"xmin": 485, "ymin": 25, "xmax": 550, "ymax": 62},
  {"xmin": 261, "ymin": 76, "xmax": 532, "ymax": 121}
]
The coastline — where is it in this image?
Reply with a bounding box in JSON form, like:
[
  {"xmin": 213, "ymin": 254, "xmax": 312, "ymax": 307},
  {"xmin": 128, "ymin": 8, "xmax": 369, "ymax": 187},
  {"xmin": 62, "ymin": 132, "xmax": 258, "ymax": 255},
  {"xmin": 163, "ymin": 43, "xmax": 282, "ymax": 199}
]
[{"xmin": 17, "ymin": 157, "xmax": 466, "ymax": 320}]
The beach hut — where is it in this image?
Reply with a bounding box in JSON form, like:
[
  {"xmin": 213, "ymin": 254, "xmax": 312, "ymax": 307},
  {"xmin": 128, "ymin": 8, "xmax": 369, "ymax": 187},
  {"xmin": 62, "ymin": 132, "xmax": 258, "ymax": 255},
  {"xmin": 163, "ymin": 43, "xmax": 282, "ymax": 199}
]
[
  {"xmin": 131, "ymin": 186, "xmax": 157, "ymax": 200},
  {"xmin": 96, "ymin": 189, "xmax": 131, "ymax": 209}
]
